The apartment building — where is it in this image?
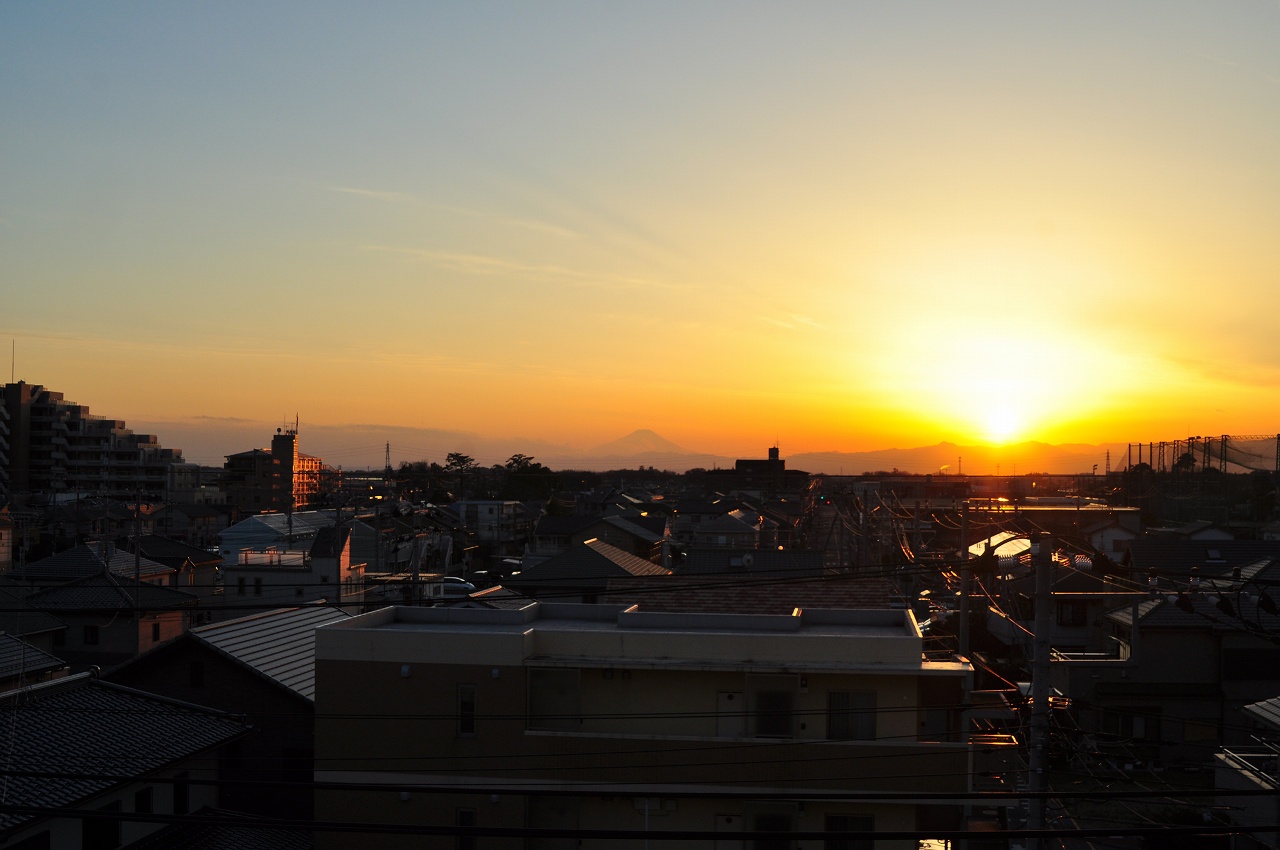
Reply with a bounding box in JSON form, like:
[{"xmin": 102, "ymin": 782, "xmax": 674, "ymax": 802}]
[
  {"xmin": 314, "ymin": 601, "xmax": 981, "ymax": 849},
  {"xmin": 0, "ymin": 381, "xmax": 182, "ymax": 498},
  {"xmin": 223, "ymin": 427, "xmax": 336, "ymax": 514}
]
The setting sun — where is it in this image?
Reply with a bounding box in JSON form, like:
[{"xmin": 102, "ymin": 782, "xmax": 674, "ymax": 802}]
[{"xmin": 982, "ymin": 405, "xmax": 1025, "ymax": 445}]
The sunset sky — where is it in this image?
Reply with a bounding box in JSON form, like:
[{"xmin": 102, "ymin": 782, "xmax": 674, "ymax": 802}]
[{"xmin": 4, "ymin": 3, "xmax": 1280, "ymax": 468}]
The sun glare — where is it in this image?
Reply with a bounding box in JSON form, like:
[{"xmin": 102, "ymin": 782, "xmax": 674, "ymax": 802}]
[{"xmin": 983, "ymin": 405, "xmax": 1025, "ymax": 445}]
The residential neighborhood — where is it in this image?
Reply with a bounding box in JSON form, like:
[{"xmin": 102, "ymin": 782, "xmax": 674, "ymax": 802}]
[{"xmin": 2, "ymin": 382, "xmax": 1280, "ymax": 847}]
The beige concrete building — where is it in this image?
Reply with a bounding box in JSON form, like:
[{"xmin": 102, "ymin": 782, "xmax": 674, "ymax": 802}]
[{"xmin": 314, "ymin": 602, "xmax": 988, "ymax": 849}]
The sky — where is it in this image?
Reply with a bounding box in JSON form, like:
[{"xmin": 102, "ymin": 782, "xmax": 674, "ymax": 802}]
[{"xmin": 4, "ymin": 2, "xmax": 1280, "ymax": 469}]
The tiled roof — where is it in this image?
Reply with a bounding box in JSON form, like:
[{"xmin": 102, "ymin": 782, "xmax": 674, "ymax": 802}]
[
  {"xmin": 0, "ymin": 674, "xmax": 250, "ymax": 833},
  {"xmin": 1124, "ymin": 540, "xmax": 1280, "ymax": 576},
  {"xmin": 0, "ymin": 576, "xmax": 67, "ymax": 637},
  {"xmin": 120, "ymin": 808, "xmax": 313, "ymax": 850},
  {"xmin": 27, "ymin": 572, "xmax": 197, "ymax": 612},
  {"xmin": 596, "ymin": 515, "xmax": 664, "ymax": 544},
  {"xmin": 190, "ymin": 605, "xmax": 353, "ymax": 701},
  {"xmin": 461, "ymin": 586, "xmax": 534, "ymax": 610},
  {"xmin": 534, "ymin": 515, "xmax": 597, "ymax": 536},
  {"xmin": 698, "ymin": 513, "xmax": 758, "ymax": 533},
  {"xmin": 513, "ymin": 540, "xmax": 669, "ymax": 587},
  {"xmin": 220, "ymin": 511, "xmax": 335, "ymax": 540},
  {"xmin": 163, "ymin": 503, "xmax": 223, "ymax": 519},
  {"xmin": 308, "ymin": 526, "xmax": 350, "ymax": 559},
  {"xmin": 601, "ymin": 573, "xmax": 901, "ymax": 614},
  {"xmin": 16, "ymin": 542, "xmax": 172, "ymax": 581},
  {"xmin": 1104, "ymin": 583, "xmax": 1280, "ymax": 632},
  {"xmin": 681, "ymin": 549, "xmax": 824, "ymax": 576},
  {"xmin": 0, "ymin": 633, "xmax": 64, "ymax": 680},
  {"xmin": 128, "ymin": 535, "xmax": 222, "ymax": 568},
  {"xmin": 1244, "ymin": 696, "xmax": 1280, "ymax": 732}
]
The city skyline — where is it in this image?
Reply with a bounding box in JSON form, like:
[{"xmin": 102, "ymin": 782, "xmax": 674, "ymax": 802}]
[{"xmin": 5, "ymin": 3, "xmax": 1280, "ymax": 461}]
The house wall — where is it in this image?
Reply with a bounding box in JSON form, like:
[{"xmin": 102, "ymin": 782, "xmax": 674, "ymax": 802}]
[
  {"xmin": 50, "ymin": 609, "xmax": 185, "ymax": 671},
  {"xmin": 108, "ymin": 641, "xmax": 316, "ymax": 819},
  {"xmin": 0, "ymin": 756, "xmax": 222, "ymax": 849}
]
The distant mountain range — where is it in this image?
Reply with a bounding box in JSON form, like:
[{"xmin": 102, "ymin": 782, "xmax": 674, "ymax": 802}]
[
  {"xmin": 566, "ymin": 431, "xmax": 1121, "ymax": 476},
  {"xmin": 787, "ymin": 441, "xmax": 1122, "ymax": 477},
  {"xmin": 137, "ymin": 417, "xmax": 1126, "ymax": 476}
]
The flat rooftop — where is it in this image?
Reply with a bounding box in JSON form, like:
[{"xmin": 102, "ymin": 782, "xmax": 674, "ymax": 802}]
[{"xmin": 317, "ymin": 602, "xmax": 970, "ymax": 675}]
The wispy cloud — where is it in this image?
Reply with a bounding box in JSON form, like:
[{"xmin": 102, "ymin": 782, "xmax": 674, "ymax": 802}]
[
  {"xmin": 322, "ymin": 185, "xmax": 579, "ymax": 238},
  {"xmin": 361, "ymin": 244, "xmax": 674, "ymax": 291},
  {"xmin": 327, "ymin": 186, "xmax": 417, "ymax": 203},
  {"xmin": 433, "ymin": 203, "xmax": 580, "ymax": 239}
]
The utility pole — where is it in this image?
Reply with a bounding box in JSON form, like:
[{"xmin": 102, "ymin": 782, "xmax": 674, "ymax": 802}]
[
  {"xmin": 1027, "ymin": 534, "xmax": 1053, "ymax": 850},
  {"xmin": 959, "ymin": 503, "xmax": 970, "ymax": 661}
]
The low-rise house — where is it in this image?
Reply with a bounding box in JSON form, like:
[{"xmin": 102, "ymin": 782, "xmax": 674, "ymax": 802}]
[
  {"xmin": 217, "ymin": 510, "xmax": 336, "ymax": 565},
  {"xmin": 668, "ymin": 498, "xmax": 747, "ymax": 544},
  {"xmin": 1215, "ymin": 695, "xmax": 1280, "ymax": 850},
  {"xmin": 313, "ymin": 601, "xmax": 986, "ymax": 849},
  {"xmin": 7, "ymin": 541, "xmax": 174, "ymax": 585},
  {"xmin": 123, "ymin": 535, "xmax": 226, "ymax": 624},
  {"xmin": 689, "ymin": 509, "xmax": 763, "ymax": 549},
  {"xmin": 119, "ymin": 809, "xmax": 314, "ymax": 849},
  {"xmin": 508, "ymin": 539, "xmax": 670, "ymax": 602},
  {"xmin": 0, "ymin": 632, "xmax": 66, "ymax": 691},
  {"xmin": 221, "ymin": 528, "xmax": 365, "ymax": 619},
  {"xmin": 107, "ymin": 604, "xmax": 353, "ymax": 820},
  {"xmin": 529, "ymin": 513, "xmax": 667, "ymax": 563},
  {"xmin": 679, "ymin": 548, "xmax": 824, "ymax": 577},
  {"xmin": 1054, "ymin": 545, "xmax": 1280, "ymax": 769},
  {"xmin": 1082, "ymin": 517, "xmax": 1139, "ymax": 556},
  {"xmin": 0, "ymin": 575, "xmax": 67, "ymax": 654},
  {"xmin": 26, "ymin": 572, "xmax": 197, "ymax": 671},
  {"xmin": 0, "ymin": 673, "xmax": 250, "ymax": 849},
  {"xmin": 150, "ymin": 502, "xmax": 228, "ymax": 548},
  {"xmin": 989, "ymin": 556, "xmax": 1129, "ymax": 654}
]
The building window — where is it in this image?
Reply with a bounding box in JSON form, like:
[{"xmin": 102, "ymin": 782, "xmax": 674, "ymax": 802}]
[
  {"xmin": 83, "ymin": 625, "xmax": 100, "ymax": 646},
  {"xmin": 151, "ymin": 622, "xmax": 161, "ymax": 642},
  {"xmin": 296, "ymin": 586, "xmax": 304, "ymax": 597},
  {"xmin": 134, "ymin": 787, "xmax": 153, "ymax": 814},
  {"xmin": 1103, "ymin": 706, "xmax": 1160, "ymax": 742},
  {"xmin": 237, "ymin": 577, "xmax": 246, "ymax": 596},
  {"xmin": 458, "ymin": 685, "xmax": 476, "ymax": 736},
  {"xmin": 253, "ymin": 577, "xmax": 263, "ymax": 596},
  {"xmin": 824, "ymin": 814, "xmax": 873, "ymax": 850},
  {"xmin": 1056, "ymin": 600, "xmax": 1088, "ymax": 627},
  {"xmin": 827, "ymin": 691, "xmax": 876, "ymax": 741}
]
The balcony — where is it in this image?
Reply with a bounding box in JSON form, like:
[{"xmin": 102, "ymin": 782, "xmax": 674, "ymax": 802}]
[{"xmin": 520, "ymin": 728, "xmax": 974, "ymax": 794}]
